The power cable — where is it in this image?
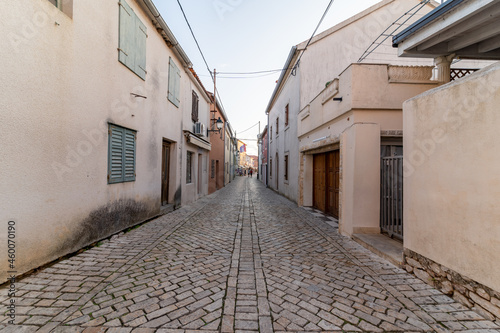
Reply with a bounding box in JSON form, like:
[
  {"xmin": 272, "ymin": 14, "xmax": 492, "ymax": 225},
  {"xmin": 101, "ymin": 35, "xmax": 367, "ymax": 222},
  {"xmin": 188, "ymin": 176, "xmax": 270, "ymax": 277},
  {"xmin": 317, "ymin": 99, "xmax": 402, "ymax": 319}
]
[
  {"xmin": 176, "ymin": 0, "xmax": 213, "ymax": 80},
  {"xmin": 292, "ymin": 0, "xmax": 336, "ymax": 73},
  {"xmin": 176, "ymin": 0, "xmax": 230, "ymax": 121},
  {"xmin": 237, "ymin": 122, "xmax": 260, "ymax": 135}
]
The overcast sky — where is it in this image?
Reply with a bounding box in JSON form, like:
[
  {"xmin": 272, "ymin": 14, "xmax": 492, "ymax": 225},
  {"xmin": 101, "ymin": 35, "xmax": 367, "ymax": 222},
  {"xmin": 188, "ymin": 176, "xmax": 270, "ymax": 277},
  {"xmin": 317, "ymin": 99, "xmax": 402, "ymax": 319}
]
[{"xmin": 155, "ymin": 0, "xmax": 382, "ymax": 155}]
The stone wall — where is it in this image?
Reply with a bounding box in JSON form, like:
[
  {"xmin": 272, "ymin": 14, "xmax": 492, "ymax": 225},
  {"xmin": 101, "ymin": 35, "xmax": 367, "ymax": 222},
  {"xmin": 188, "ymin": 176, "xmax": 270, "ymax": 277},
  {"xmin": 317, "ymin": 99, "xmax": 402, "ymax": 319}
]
[{"xmin": 404, "ymin": 249, "xmax": 500, "ymax": 323}]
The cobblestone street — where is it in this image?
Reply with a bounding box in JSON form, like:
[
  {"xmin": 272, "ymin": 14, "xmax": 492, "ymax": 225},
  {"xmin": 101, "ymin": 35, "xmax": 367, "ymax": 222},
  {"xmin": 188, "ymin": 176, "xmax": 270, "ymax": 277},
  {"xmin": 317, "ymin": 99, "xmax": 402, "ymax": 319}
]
[{"xmin": 1, "ymin": 177, "xmax": 499, "ymax": 332}]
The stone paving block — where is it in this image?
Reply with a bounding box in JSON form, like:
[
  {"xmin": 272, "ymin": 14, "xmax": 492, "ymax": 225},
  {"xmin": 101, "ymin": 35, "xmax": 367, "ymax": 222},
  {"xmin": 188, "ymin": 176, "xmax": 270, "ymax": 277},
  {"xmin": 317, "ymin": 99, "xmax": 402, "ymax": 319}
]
[{"xmin": 1, "ymin": 178, "xmax": 499, "ymax": 332}]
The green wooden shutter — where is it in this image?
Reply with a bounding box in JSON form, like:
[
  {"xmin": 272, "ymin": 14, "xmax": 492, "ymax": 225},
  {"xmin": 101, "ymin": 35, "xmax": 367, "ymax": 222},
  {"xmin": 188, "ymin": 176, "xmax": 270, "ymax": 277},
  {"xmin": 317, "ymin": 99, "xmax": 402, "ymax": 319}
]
[
  {"xmin": 168, "ymin": 58, "xmax": 179, "ymax": 107},
  {"xmin": 135, "ymin": 19, "xmax": 147, "ymax": 80},
  {"xmin": 175, "ymin": 65, "xmax": 181, "ymax": 106},
  {"xmin": 118, "ymin": 0, "xmax": 134, "ymax": 71},
  {"xmin": 108, "ymin": 124, "xmax": 136, "ymax": 184},
  {"xmin": 123, "ymin": 129, "xmax": 136, "ymax": 181},
  {"xmin": 119, "ymin": 0, "xmax": 146, "ymax": 80},
  {"xmin": 108, "ymin": 125, "xmax": 125, "ymax": 183}
]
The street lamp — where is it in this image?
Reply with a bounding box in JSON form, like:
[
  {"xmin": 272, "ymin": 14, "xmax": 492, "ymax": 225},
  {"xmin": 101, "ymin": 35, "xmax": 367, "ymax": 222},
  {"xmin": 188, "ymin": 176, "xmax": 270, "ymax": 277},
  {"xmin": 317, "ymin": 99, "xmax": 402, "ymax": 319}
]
[{"xmin": 208, "ymin": 117, "xmax": 223, "ymax": 134}]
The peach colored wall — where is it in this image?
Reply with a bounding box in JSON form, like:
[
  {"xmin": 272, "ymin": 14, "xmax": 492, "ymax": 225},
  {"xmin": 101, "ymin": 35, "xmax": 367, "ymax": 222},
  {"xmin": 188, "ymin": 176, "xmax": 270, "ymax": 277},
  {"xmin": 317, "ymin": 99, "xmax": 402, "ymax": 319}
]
[
  {"xmin": 340, "ymin": 123, "xmax": 381, "ymax": 236},
  {"xmin": 403, "ymin": 62, "xmax": 500, "ymax": 292},
  {"xmin": 208, "ymin": 105, "xmax": 225, "ymax": 194},
  {"xmin": 299, "ymin": 64, "xmax": 440, "ymax": 237}
]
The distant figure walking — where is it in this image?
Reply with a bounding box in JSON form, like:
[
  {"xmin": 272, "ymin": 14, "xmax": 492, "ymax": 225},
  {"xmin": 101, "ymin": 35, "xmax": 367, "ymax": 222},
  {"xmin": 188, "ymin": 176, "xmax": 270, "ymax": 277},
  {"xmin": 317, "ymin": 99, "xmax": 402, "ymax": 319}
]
[{"xmin": 249, "ymin": 169, "xmax": 253, "ymax": 178}]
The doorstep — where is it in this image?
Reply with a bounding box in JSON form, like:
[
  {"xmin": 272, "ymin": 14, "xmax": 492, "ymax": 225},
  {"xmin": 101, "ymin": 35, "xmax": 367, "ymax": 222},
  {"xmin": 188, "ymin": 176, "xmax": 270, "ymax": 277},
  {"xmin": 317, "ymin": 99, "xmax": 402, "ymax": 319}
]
[{"xmin": 352, "ymin": 233, "xmax": 404, "ymax": 267}]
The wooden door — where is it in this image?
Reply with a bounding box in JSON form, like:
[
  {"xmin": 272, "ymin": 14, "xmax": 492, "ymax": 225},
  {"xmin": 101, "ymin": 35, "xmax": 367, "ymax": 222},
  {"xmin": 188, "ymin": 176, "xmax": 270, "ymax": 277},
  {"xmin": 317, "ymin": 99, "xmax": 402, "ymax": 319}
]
[
  {"xmin": 161, "ymin": 141, "xmax": 170, "ymax": 206},
  {"xmin": 326, "ymin": 151, "xmax": 340, "ymax": 218},
  {"xmin": 313, "ymin": 154, "xmax": 326, "ymax": 212}
]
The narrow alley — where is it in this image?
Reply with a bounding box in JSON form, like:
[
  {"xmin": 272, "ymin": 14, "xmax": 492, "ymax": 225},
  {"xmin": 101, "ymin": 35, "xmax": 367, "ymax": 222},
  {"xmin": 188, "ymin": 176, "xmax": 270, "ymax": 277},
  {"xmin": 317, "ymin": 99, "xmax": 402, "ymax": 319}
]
[{"xmin": 1, "ymin": 177, "xmax": 498, "ymax": 332}]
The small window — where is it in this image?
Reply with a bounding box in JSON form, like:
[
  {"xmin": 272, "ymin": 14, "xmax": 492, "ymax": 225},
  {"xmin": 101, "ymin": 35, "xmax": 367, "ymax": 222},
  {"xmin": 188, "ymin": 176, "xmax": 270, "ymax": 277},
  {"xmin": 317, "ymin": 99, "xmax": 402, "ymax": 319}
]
[
  {"xmin": 270, "ymin": 126, "xmax": 272, "ymax": 140},
  {"xmin": 192, "ymin": 91, "xmax": 199, "ymax": 122},
  {"xmin": 168, "ymin": 58, "xmax": 181, "ymax": 107},
  {"xmin": 276, "ymin": 117, "xmax": 279, "ymax": 134},
  {"xmin": 270, "ymin": 158, "xmax": 273, "ymax": 177},
  {"xmin": 285, "ymin": 104, "xmax": 289, "ymax": 127},
  {"xmin": 186, "ymin": 151, "xmax": 193, "ymax": 184},
  {"xmin": 211, "ymin": 159, "xmax": 215, "ymax": 179},
  {"xmin": 108, "ymin": 124, "xmax": 136, "ymax": 184},
  {"xmin": 118, "ymin": 0, "xmax": 147, "ymax": 80},
  {"xmin": 284, "ymin": 155, "xmax": 289, "ymax": 181}
]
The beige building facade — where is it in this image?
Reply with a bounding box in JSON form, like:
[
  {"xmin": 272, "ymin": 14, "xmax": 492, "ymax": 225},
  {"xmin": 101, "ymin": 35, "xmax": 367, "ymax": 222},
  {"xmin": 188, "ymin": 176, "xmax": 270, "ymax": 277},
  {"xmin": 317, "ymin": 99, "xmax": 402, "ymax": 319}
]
[
  {"xmin": 0, "ymin": 0, "xmax": 211, "ymax": 282},
  {"xmin": 298, "ymin": 63, "xmax": 439, "ymax": 234},
  {"xmin": 266, "ymin": 0, "xmax": 440, "ymax": 204},
  {"xmin": 394, "ymin": 0, "xmax": 500, "ymax": 320}
]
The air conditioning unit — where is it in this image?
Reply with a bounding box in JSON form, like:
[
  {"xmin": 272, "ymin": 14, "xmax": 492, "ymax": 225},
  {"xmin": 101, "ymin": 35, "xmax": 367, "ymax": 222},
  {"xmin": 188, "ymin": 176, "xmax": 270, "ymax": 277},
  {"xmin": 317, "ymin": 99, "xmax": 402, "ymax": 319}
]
[{"xmin": 193, "ymin": 122, "xmax": 205, "ymax": 137}]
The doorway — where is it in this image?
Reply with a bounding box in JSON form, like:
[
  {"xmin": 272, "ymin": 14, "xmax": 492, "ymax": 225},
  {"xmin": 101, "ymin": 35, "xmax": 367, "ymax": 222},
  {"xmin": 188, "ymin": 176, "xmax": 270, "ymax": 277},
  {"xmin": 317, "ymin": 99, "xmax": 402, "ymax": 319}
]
[
  {"xmin": 161, "ymin": 141, "xmax": 171, "ymax": 206},
  {"xmin": 198, "ymin": 154, "xmax": 203, "ymax": 195},
  {"xmin": 313, "ymin": 150, "xmax": 340, "ymax": 218}
]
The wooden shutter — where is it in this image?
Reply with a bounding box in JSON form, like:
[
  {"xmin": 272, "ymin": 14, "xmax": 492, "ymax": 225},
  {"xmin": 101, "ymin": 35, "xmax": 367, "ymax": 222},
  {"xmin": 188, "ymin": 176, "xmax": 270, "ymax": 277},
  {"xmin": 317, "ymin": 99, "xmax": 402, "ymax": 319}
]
[
  {"xmin": 118, "ymin": 0, "xmax": 134, "ymax": 71},
  {"xmin": 108, "ymin": 124, "xmax": 136, "ymax": 184},
  {"xmin": 175, "ymin": 66, "xmax": 181, "ymax": 106},
  {"xmin": 168, "ymin": 58, "xmax": 180, "ymax": 107},
  {"xmin": 119, "ymin": 0, "xmax": 146, "ymax": 80},
  {"xmin": 192, "ymin": 90, "xmax": 199, "ymax": 122},
  {"xmin": 135, "ymin": 19, "xmax": 147, "ymax": 80},
  {"xmin": 124, "ymin": 129, "xmax": 136, "ymax": 181},
  {"xmin": 109, "ymin": 126, "xmax": 124, "ymax": 183}
]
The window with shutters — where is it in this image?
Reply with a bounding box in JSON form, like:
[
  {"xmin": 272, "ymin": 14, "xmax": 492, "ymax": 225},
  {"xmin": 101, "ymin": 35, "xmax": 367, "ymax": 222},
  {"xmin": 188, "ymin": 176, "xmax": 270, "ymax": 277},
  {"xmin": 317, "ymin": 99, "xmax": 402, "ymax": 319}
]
[
  {"xmin": 186, "ymin": 151, "xmax": 193, "ymax": 184},
  {"xmin": 168, "ymin": 58, "xmax": 181, "ymax": 107},
  {"xmin": 276, "ymin": 117, "xmax": 279, "ymax": 134},
  {"xmin": 192, "ymin": 91, "xmax": 199, "ymax": 122},
  {"xmin": 211, "ymin": 160, "xmax": 215, "ymax": 179},
  {"xmin": 108, "ymin": 124, "xmax": 136, "ymax": 184},
  {"xmin": 118, "ymin": 0, "xmax": 147, "ymax": 80}
]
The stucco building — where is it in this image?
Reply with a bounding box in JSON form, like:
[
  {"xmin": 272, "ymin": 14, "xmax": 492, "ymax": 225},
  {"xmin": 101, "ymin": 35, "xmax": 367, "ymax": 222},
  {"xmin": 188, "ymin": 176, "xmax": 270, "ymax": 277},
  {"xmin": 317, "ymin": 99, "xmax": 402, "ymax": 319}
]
[
  {"xmin": 0, "ymin": 0, "xmax": 213, "ymax": 282},
  {"xmin": 207, "ymin": 93, "xmax": 228, "ymax": 194},
  {"xmin": 266, "ymin": 0, "xmax": 441, "ymax": 204},
  {"xmin": 393, "ymin": 0, "xmax": 500, "ymax": 320}
]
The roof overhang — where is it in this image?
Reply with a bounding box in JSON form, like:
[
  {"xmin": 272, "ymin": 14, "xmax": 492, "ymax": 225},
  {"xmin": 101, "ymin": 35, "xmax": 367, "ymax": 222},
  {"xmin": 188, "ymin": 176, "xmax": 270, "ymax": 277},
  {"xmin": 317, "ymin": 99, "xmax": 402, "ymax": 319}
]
[{"xmin": 393, "ymin": 0, "xmax": 500, "ymax": 60}]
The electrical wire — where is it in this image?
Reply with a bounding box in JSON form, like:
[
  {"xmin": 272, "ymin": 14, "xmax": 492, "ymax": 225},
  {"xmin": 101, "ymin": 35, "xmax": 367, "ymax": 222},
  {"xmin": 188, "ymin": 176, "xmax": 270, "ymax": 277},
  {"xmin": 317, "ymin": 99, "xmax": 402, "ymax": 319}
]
[
  {"xmin": 217, "ymin": 69, "xmax": 286, "ymax": 75},
  {"xmin": 237, "ymin": 122, "xmax": 260, "ymax": 135},
  {"xmin": 176, "ymin": 0, "xmax": 230, "ymax": 119},
  {"xmin": 176, "ymin": 0, "xmax": 213, "ymax": 80},
  {"xmin": 293, "ymin": 0, "xmax": 336, "ymax": 72},
  {"xmin": 200, "ymin": 72, "xmax": 282, "ymax": 79}
]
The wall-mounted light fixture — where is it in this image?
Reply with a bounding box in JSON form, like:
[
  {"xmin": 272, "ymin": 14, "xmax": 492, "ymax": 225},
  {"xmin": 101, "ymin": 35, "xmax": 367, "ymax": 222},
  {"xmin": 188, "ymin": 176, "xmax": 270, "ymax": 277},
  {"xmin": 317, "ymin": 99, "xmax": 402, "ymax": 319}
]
[{"xmin": 208, "ymin": 117, "xmax": 223, "ymax": 134}]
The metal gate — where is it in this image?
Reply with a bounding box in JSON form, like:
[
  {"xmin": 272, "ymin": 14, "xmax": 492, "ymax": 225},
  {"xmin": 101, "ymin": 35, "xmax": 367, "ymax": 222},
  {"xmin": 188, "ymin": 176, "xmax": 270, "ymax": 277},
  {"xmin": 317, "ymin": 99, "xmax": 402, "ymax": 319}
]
[{"xmin": 381, "ymin": 156, "xmax": 404, "ymax": 240}]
